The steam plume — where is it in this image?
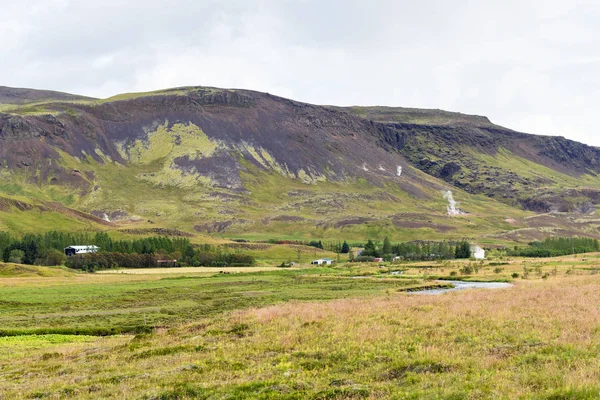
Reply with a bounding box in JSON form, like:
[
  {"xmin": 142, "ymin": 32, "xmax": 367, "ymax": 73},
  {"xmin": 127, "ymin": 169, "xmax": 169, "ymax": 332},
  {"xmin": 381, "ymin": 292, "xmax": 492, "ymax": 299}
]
[{"xmin": 443, "ymin": 190, "xmax": 463, "ymax": 215}]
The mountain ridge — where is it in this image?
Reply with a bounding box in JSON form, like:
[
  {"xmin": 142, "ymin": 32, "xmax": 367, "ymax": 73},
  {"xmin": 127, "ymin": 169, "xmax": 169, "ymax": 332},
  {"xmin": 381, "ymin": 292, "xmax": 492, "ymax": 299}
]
[{"xmin": 1, "ymin": 85, "xmax": 599, "ymax": 243}]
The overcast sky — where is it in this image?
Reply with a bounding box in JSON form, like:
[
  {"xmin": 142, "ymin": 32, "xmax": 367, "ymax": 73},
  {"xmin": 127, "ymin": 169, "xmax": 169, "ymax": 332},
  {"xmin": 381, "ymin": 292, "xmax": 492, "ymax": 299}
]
[{"xmin": 1, "ymin": 0, "xmax": 599, "ymax": 145}]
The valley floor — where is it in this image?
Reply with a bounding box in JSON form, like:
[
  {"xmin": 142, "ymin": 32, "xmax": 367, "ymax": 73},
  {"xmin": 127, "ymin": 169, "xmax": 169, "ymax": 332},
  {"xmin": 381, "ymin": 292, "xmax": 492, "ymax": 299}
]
[{"xmin": 1, "ymin": 258, "xmax": 600, "ymax": 399}]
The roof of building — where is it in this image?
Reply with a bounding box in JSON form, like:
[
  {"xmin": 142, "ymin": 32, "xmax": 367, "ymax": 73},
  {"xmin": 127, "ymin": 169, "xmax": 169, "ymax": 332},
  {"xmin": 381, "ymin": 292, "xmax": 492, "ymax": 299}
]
[{"xmin": 64, "ymin": 245, "xmax": 100, "ymax": 250}]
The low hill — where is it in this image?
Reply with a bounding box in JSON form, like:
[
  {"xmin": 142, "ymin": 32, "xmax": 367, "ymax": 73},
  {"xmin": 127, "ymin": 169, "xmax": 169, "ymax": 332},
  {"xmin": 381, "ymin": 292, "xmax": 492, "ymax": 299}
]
[{"xmin": 0, "ymin": 263, "xmax": 76, "ymax": 277}]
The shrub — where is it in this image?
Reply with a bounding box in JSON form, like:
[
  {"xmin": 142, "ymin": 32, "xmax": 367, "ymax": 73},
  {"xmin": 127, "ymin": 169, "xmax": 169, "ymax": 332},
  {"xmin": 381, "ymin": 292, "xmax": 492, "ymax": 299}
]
[
  {"xmin": 42, "ymin": 249, "xmax": 67, "ymax": 266},
  {"xmin": 459, "ymin": 265, "xmax": 473, "ymax": 275},
  {"xmin": 511, "ymin": 272, "xmax": 519, "ymax": 278},
  {"xmin": 354, "ymin": 256, "xmax": 375, "ymax": 263},
  {"xmin": 494, "ymin": 267, "xmax": 504, "ymax": 274},
  {"xmin": 8, "ymin": 249, "xmax": 24, "ymax": 264}
]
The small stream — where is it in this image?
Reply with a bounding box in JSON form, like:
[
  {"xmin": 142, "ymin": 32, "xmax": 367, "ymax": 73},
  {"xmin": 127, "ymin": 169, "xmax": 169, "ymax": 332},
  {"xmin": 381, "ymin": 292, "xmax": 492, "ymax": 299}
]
[{"xmin": 411, "ymin": 280, "xmax": 513, "ymax": 295}]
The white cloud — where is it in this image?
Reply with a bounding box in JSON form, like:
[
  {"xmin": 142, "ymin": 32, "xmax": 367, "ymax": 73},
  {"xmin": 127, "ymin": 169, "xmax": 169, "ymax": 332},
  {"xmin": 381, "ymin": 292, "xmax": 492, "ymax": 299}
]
[{"xmin": 0, "ymin": 0, "xmax": 599, "ymax": 145}]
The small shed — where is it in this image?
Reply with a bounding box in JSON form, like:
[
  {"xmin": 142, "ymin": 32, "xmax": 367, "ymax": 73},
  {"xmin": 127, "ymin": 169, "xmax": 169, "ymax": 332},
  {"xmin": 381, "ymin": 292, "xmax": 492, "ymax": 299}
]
[
  {"xmin": 157, "ymin": 259, "xmax": 178, "ymax": 267},
  {"xmin": 64, "ymin": 245, "xmax": 100, "ymax": 257},
  {"xmin": 311, "ymin": 258, "xmax": 335, "ymax": 265}
]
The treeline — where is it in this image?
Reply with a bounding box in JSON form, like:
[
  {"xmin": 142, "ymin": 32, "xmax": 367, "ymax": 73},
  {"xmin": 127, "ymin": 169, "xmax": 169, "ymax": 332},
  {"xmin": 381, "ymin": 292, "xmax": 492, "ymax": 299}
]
[
  {"xmin": 264, "ymin": 239, "xmax": 351, "ymax": 253},
  {"xmin": 264, "ymin": 236, "xmax": 474, "ymax": 261},
  {"xmin": 0, "ymin": 231, "xmax": 254, "ymax": 269},
  {"xmin": 66, "ymin": 251, "xmax": 255, "ymax": 272},
  {"xmin": 508, "ymin": 237, "xmax": 600, "ymax": 258},
  {"xmin": 357, "ymin": 238, "xmax": 472, "ymax": 261}
]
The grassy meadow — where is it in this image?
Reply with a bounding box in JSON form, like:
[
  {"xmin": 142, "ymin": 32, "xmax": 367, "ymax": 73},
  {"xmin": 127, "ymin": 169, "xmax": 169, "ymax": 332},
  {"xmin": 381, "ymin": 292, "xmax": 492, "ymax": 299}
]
[{"xmin": 1, "ymin": 255, "xmax": 600, "ymax": 398}]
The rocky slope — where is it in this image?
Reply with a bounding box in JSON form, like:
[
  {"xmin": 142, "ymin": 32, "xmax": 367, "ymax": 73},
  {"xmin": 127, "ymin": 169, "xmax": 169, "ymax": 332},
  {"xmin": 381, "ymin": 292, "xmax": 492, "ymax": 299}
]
[{"xmin": 338, "ymin": 106, "xmax": 600, "ymax": 213}]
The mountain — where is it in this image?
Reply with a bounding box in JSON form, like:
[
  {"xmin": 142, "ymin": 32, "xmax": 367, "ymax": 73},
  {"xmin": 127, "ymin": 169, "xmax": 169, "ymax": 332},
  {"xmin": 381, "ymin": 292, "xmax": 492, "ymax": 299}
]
[{"xmin": 1, "ymin": 85, "xmax": 600, "ymax": 244}]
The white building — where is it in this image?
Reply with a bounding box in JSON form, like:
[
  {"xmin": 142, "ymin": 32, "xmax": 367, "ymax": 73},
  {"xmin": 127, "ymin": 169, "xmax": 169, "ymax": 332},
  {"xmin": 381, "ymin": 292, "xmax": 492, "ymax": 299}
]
[
  {"xmin": 311, "ymin": 258, "xmax": 335, "ymax": 265},
  {"xmin": 64, "ymin": 245, "xmax": 100, "ymax": 257},
  {"xmin": 472, "ymin": 246, "xmax": 485, "ymax": 260}
]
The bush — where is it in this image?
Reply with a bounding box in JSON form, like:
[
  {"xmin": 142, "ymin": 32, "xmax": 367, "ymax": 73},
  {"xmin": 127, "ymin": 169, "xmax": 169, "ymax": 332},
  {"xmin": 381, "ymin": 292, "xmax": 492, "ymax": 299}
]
[
  {"xmin": 493, "ymin": 267, "xmax": 504, "ymax": 274},
  {"xmin": 511, "ymin": 272, "xmax": 519, "ymax": 278},
  {"xmin": 459, "ymin": 265, "xmax": 473, "ymax": 275},
  {"xmin": 41, "ymin": 249, "xmax": 67, "ymax": 266},
  {"xmin": 8, "ymin": 249, "xmax": 24, "ymax": 264}
]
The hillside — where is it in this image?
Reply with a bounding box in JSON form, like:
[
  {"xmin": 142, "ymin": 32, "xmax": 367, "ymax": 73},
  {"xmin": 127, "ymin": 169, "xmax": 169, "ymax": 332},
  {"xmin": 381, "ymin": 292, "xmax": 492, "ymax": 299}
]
[
  {"xmin": 1, "ymin": 86, "xmax": 599, "ymax": 243},
  {"xmin": 0, "ymin": 86, "xmax": 95, "ymax": 106},
  {"xmin": 337, "ymin": 106, "xmax": 600, "ymax": 213},
  {"xmin": 0, "ymin": 262, "xmax": 76, "ymax": 277}
]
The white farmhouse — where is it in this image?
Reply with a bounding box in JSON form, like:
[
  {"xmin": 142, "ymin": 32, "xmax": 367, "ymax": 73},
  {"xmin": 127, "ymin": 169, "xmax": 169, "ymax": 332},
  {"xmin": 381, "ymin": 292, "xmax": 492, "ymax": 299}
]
[{"xmin": 311, "ymin": 258, "xmax": 335, "ymax": 265}]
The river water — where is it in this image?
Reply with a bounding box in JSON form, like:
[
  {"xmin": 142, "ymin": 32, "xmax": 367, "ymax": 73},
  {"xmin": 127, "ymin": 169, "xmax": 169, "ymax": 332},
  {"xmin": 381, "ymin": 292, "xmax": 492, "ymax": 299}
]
[{"xmin": 412, "ymin": 280, "xmax": 513, "ymax": 295}]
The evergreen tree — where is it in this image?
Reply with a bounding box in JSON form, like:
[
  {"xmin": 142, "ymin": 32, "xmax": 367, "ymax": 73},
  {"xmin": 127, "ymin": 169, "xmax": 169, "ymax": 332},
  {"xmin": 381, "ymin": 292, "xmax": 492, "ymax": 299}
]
[
  {"xmin": 341, "ymin": 241, "xmax": 350, "ymax": 254},
  {"xmin": 23, "ymin": 240, "xmax": 39, "ymax": 265},
  {"xmin": 455, "ymin": 241, "xmax": 471, "ymax": 259},
  {"xmin": 382, "ymin": 237, "xmax": 392, "ymax": 255},
  {"xmin": 363, "ymin": 239, "xmax": 376, "ymax": 256}
]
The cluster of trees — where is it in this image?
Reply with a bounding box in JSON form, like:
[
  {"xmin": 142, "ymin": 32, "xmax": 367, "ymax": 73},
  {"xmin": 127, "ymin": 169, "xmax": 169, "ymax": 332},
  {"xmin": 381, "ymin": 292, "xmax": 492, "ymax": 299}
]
[
  {"xmin": 508, "ymin": 237, "xmax": 600, "ymax": 258},
  {"xmin": 66, "ymin": 251, "xmax": 254, "ymax": 272},
  {"xmin": 0, "ymin": 231, "xmax": 254, "ymax": 269},
  {"xmin": 266, "ymin": 239, "xmax": 351, "ymax": 253},
  {"xmin": 358, "ymin": 238, "xmax": 472, "ymax": 261},
  {"xmin": 66, "ymin": 253, "xmax": 158, "ymax": 271}
]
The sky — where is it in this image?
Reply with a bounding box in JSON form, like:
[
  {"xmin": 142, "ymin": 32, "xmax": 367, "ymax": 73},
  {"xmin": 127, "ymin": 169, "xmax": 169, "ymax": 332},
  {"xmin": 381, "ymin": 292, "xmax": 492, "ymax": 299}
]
[{"xmin": 1, "ymin": 0, "xmax": 599, "ymax": 145}]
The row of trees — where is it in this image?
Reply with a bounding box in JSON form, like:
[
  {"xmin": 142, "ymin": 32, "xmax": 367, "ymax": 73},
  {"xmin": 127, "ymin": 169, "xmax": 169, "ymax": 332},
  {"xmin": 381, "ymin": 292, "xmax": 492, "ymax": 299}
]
[
  {"xmin": 66, "ymin": 251, "xmax": 255, "ymax": 272},
  {"xmin": 0, "ymin": 231, "xmax": 254, "ymax": 268},
  {"xmin": 508, "ymin": 237, "xmax": 600, "ymax": 257},
  {"xmin": 266, "ymin": 239, "xmax": 351, "ymax": 253},
  {"xmin": 266, "ymin": 236, "xmax": 473, "ymax": 261},
  {"xmin": 359, "ymin": 238, "xmax": 472, "ymax": 261}
]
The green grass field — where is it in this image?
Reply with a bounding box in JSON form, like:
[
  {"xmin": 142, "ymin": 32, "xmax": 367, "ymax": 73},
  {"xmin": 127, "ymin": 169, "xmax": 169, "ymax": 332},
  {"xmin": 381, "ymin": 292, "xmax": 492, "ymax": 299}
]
[
  {"xmin": 2, "ymin": 257, "xmax": 600, "ymax": 398},
  {"xmin": 0, "ymin": 264, "xmax": 437, "ymax": 333}
]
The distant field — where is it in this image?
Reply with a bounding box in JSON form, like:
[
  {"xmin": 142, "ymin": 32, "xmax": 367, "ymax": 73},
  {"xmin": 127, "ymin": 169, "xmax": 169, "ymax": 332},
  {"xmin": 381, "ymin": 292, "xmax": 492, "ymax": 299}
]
[{"xmin": 97, "ymin": 266, "xmax": 298, "ymax": 274}]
